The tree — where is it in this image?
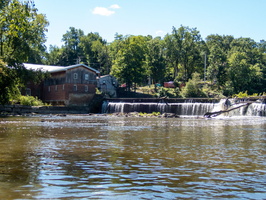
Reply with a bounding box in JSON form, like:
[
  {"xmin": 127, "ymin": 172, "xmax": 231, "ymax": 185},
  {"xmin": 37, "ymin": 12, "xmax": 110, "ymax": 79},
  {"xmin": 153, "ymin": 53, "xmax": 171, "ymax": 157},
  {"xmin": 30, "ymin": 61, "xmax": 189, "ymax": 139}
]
[
  {"xmin": 91, "ymin": 39, "xmax": 111, "ymax": 74},
  {"xmin": 164, "ymin": 26, "xmax": 203, "ymax": 82},
  {"xmin": 0, "ymin": 0, "xmax": 48, "ymax": 65},
  {"xmin": 44, "ymin": 45, "xmax": 63, "ymax": 65},
  {"xmin": 111, "ymin": 35, "xmax": 147, "ymax": 91},
  {"xmin": 60, "ymin": 27, "xmax": 84, "ymax": 65},
  {"xmin": 145, "ymin": 36, "xmax": 166, "ymax": 85},
  {"xmin": 79, "ymin": 32, "xmax": 111, "ymax": 74},
  {"xmin": 226, "ymin": 52, "xmax": 262, "ymax": 95},
  {"xmin": 180, "ymin": 72, "xmax": 206, "ymax": 98},
  {"xmin": 258, "ymin": 40, "xmax": 266, "ymax": 54},
  {"xmin": 224, "ymin": 37, "xmax": 265, "ymax": 94},
  {"xmin": 206, "ymin": 34, "xmax": 234, "ymax": 87},
  {"xmin": 230, "ymin": 37, "xmax": 262, "ymax": 65},
  {"xmin": 0, "ymin": 0, "xmax": 49, "ymax": 104},
  {"xmin": 0, "ymin": 59, "xmax": 19, "ymax": 104}
]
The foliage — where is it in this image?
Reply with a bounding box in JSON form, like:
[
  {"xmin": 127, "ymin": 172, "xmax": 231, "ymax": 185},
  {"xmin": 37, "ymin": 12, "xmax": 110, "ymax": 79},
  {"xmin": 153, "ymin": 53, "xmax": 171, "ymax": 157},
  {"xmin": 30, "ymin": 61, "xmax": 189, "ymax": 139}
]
[
  {"xmin": 15, "ymin": 95, "xmax": 47, "ymax": 106},
  {"xmin": 139, "ymin": 112, "xmax": 161, "ymax": 117},
  {"xmin": 41, "ymin": 24, "xmax": 266, "ymax": 98},
  {"xmin": 153, "ymin": 86, "xmax": 181, "ymax": 98},
  {"xmin": 79, "ymin": 32, "xmax": 110, "ymax": 74},
  {"xmin": 0, "ymin": 0, "xmax": 49, "ymax": 65},
  {"xmin": 201, "ymin": 83, "xmax": 225, "ymax": 98},
  {"xmin": 44, "ymin": 45, "xmax": 62, "ymax": 65},
  {"xmin": 180, "ymin": 73, "xmax": 207, "ymax": 98},
  {"xmin": 164, "ymin": 26, "xmax": 204, "ymax": 82},
  {"xmin": 145, "ymin": 37, "xmax": 166, "ymax": 84},
  {"xmin": 1, "ymin": 0, "xmax": 266, "ymax": 103},
  {"xmin": 206, "ymin": 34, "xmax": 233, "ymax": 87},
  {"xmin": 60, "ymin": 27, "xmax": 84, "ymax": 66},
  {"xmin": 0, "ymin": 59, "xmax": 20, "ymax": 104},
  {"xmin": 0, "ymin": 0, "xmax": 48, "ymax": 104},
  {"xmin": 233, "ymin": 91, "xmax": 249, "ymax": 98},
  {"xmin": 156, "ymin": 87, "xmax": 170, "ymax": 98},
  {"xmin": 111, "ymin": 35, "xmax": 147, "ymax": 91},
  {"xmin": 225, "ymin": 52, "xmax": 263, "ymax": 95},
  {"xmin": 232, "ymin": 91, "xmax": 265, "ymax": 98}
]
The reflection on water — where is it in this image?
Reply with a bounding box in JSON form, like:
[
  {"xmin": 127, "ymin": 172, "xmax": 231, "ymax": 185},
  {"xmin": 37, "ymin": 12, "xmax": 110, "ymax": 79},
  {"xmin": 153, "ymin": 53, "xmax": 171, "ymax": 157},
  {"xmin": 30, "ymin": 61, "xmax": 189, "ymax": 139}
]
[{"xmin": 0, "ymin": 115, "xmax": 265, "ymax": 199}]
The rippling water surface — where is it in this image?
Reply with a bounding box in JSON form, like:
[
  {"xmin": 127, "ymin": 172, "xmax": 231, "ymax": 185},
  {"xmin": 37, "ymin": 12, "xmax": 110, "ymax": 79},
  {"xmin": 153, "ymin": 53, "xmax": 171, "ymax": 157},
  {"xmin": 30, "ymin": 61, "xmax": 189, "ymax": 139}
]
[{"xmin": 0, "ymin": 115, "xmax": 265, "ymax": 199}]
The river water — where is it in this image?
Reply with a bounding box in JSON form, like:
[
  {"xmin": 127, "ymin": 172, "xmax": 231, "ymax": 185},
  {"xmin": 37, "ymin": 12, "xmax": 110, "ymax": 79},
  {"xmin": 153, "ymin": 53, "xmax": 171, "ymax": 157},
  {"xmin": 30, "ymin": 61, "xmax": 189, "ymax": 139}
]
[{"xmin": 0, "ymin": 115, "xmax": 265, "ymax": 199}]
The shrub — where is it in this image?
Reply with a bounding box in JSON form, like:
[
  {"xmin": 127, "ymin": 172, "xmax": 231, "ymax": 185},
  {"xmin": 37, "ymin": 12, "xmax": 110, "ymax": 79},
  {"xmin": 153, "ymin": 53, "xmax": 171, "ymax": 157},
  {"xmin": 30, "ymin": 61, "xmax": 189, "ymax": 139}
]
[
  {"xmin": 156, "ymin": 87, "xmax": 170, "ymax": 98},
  {"xmin": 233, "ymin": 91, "xmax": 262, "ymax": 98},
  {"xmin": 17, "ymin": 95, "xmax": 47, "ymax": 106},
  {"xmin": 180, "ymin": 73, "xmax": 207, "ymax": 98}
]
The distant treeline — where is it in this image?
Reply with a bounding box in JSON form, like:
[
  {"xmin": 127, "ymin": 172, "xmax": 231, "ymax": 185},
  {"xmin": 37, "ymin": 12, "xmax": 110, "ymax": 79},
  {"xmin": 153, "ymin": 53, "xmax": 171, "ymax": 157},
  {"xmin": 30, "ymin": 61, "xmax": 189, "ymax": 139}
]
[
  {"xmin": 43, "ymin": 26, "xmax": 266, "ymax": 97},
  {"xmin": 0, "ymin": 0, "xmax": 266, "ymax": 104}
]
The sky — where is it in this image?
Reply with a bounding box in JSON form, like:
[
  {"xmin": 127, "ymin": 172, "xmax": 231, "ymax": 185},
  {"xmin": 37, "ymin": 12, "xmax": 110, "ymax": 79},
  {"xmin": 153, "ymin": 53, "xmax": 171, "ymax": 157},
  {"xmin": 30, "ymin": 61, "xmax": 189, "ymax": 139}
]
[{"xmin": 34, "ymin": 0, "xmax": 266, "ymax": 48}]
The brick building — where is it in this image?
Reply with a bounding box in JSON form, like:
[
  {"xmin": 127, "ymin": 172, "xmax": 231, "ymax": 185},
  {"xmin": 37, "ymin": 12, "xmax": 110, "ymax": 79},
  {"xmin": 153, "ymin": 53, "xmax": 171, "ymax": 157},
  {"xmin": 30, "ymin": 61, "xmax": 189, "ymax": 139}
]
[{"xmin": 24, "ymin": 63, "xmax": 100, "ymax": 106}]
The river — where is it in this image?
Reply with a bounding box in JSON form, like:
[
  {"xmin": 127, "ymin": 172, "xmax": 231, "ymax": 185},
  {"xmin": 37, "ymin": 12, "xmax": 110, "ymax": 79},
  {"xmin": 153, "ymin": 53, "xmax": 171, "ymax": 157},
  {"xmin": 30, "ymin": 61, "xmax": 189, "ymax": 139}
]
[{"xmin": 0, "ymin": 115, "xmax": 265, "ymax": 199}]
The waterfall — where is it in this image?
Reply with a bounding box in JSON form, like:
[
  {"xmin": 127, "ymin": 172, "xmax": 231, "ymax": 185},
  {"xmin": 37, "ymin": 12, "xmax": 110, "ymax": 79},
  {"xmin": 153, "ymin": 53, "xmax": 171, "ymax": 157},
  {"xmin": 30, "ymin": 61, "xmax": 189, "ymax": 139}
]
[
  {"xmin": 206, "ymin": 98, "xmax": 266, "ymax": 117},
  {"xmin": 102, "ymin": 98, "xmax": 266, "ymax": 117},
  {"xmin": 220, "ymin": 101, "xmax": 266, "ymax": 117},
  {"xmin": 102, "ymin": 100, "xmax": 216, "ymax": 116}
]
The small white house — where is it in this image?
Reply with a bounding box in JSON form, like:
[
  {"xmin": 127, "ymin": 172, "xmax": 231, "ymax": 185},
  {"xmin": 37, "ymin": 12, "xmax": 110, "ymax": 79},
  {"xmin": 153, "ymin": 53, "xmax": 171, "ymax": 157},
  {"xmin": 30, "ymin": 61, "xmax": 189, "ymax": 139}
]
[{"xmin": 98, "ymin": 75, "xmax": 118, "ymax": 98}]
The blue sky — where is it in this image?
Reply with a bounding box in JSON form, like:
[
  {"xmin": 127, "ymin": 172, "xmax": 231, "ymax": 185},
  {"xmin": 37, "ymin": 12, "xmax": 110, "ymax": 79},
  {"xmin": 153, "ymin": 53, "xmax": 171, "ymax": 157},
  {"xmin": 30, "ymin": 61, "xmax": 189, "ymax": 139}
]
[{"xmin": 34, "ymin": 0, "xmax": 266, "ymax": 48}]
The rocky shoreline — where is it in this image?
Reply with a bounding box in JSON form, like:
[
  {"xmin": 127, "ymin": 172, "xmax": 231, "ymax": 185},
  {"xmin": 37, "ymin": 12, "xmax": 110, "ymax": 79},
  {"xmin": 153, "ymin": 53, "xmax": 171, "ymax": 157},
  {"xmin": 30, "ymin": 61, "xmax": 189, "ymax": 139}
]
[
  {"xmin": 0, "ymin": 104, "xmax": 182, "ymax": 118},
  {"xmin": 0, "ymin": 105, "xmax": 89, "ymax": 116},
  {"xmin": 107, "ymin": 112, "xmax": 180, "ymax": 118}
]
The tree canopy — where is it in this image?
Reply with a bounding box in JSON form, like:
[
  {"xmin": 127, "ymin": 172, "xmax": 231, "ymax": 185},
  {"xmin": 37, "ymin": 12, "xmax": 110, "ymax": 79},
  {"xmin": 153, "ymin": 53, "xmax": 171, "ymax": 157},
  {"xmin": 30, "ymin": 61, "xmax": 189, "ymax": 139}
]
[
  {"xmin": 0, "ymin": 0, "xmax": 266, "ymax": 104},
  {"xmin": 41, "ymin": 24, "xmax": 266, "ymax": 97},
  {"xmin": 0, "ymin": 0, "xmax": 48, "ymax": 104}
]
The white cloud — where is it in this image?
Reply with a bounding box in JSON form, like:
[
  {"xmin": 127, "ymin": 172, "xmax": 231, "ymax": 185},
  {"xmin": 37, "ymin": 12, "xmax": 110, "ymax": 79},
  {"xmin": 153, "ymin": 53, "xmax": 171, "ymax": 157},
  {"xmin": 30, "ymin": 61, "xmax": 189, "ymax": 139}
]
[
  {"xmin": 110, "ymin": 4, "xmax": 121, "ymax": 9},
  {"xmin": 155, "ymin": 30, "xmax": 165, "ymax": 36},
  {"xmin": 92, "ymin": 4, "xmax": 121, "ymax": 16},
  {"xmin": 92, "ymin": 7, "xmax": 115, "ymax": 16}
]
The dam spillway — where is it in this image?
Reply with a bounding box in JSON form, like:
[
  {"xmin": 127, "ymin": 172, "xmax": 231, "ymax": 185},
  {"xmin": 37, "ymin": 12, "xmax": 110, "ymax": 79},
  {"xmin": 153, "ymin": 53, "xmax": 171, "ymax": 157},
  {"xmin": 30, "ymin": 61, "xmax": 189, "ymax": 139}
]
[{"xmin": 101, "ymin": 98, "xmax": 266, "ymax": 117}]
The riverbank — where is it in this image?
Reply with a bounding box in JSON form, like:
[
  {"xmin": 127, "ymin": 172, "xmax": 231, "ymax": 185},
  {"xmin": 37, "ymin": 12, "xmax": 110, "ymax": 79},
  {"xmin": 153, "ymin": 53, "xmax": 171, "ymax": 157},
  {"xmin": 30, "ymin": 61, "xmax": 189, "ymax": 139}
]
[
  {"xmin": 0, "ymin": 105, "xmax": 180, "ymax": 118},
  {"xmin": 0, "ymin": 105, "xmax": 90, "ymax": 116}
]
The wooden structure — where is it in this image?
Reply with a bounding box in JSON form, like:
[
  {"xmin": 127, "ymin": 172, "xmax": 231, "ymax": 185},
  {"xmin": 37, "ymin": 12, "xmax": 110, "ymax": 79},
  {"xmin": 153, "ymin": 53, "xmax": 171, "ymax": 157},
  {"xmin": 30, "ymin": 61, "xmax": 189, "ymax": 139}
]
[{"xmin": 24, "ymin": 63, "xmax": 100, "ymax": 106}]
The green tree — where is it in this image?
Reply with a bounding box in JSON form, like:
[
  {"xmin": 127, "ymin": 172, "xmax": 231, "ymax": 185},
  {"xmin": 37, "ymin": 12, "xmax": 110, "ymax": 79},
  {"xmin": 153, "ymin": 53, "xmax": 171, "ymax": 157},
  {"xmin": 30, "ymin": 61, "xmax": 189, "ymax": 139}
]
[
  {"xmin": 91, "ymin": 39, "xmax": 111, "ymax": 74},
  {"xmin": 0, "ymin": 0, "xmax": 48, "ymax": 65},
  {"xmin": 230, "ymin": 37, "xmax": 263, "ymax": 65},
  {"xmin": 180, "ymin": 72, "xmax": 206, "ymax": 98},
  {"xmin": 164, "ymin": 26, "xmax": 204, "ymax": 82},
  {"xmin": 145, "ymin": 36, "xmax": 166, "ymax": 85},
  {"xmin": 111, "ymin": 35, "xmax": 147, "ymax": 91},
  {"xmin": 226, "ymin": 52, "xmax": 262, "ymax": 95},
  {"xmin": 0, "ymin": 0, "xmax": 49, "ymax": 104},
  {"xmin": 60, "ymin": 27, "xmax": 84, "ymax": 65},
  {"xmin": 226, "ymin": 37, "xmax": 265, "ymax": 94},
  {"xmin": 44, "ymin": 45, "xmax": 63, "ymax": 65},
  {"xmin": 80, "ymin": 32, "xmax": 111, "ymax": 74},
  {"xmin": 258, "ymin": 40, "xmax": 266, "ymax": 53},
  {"xmin": 0, "ymin": 59, "xmax": 19, "ymax": 104},
  {"xmin": 206, "ymin": 34, "xmax": 234, "ymax": 87}
]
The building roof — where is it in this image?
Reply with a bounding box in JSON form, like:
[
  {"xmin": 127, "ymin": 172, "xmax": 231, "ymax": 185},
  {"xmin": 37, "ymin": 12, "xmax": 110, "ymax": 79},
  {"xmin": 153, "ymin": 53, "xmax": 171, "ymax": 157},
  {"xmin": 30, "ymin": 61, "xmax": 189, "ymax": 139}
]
[
  {"xmin": 100, "ymin": 74, "xmax": 115, "ymax": 78},
  {"xmin": 23, "ymin": 63, "xmax": 100, "ymax": 74}
]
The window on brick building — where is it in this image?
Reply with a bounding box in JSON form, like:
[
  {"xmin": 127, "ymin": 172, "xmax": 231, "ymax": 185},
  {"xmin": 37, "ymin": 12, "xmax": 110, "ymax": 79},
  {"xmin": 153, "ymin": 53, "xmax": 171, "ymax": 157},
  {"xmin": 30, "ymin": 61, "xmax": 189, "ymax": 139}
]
[
  {"xmin": 74, "ymin": 73, "xmax": 78, "ymax": 79},
  {"xmin": 85, "ymin": 85, "xmax": 88, "ymax": 92},
  {"xmin": 74, "ymin": 85, "xmax": 77, "ymax": 91},
  {"xmin": 85, "ymin": 74, "xmax": 89, "ymax": 80}
]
